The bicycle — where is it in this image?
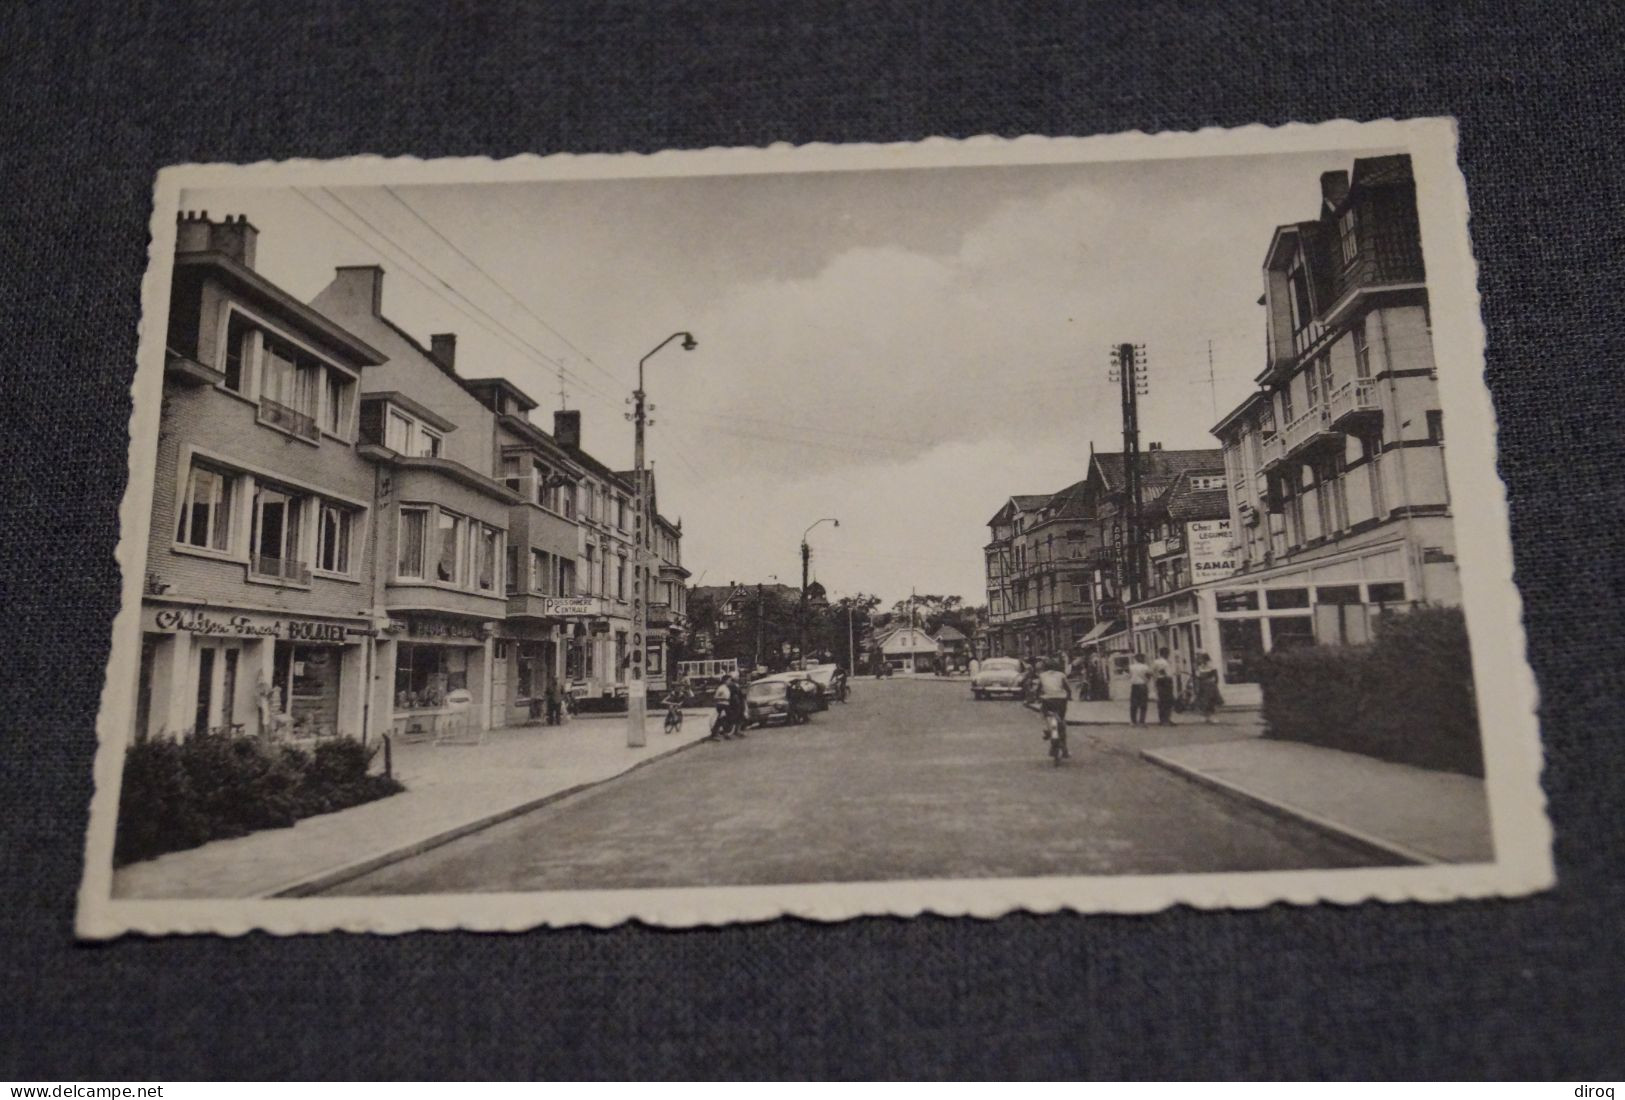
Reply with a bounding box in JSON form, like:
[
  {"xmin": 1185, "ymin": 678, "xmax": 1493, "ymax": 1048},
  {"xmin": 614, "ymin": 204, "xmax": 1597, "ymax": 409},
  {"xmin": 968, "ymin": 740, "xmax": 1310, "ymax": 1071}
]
[{"xmin": 1025, "ymin": 697, "xmax": 1068, "ymax": 767}]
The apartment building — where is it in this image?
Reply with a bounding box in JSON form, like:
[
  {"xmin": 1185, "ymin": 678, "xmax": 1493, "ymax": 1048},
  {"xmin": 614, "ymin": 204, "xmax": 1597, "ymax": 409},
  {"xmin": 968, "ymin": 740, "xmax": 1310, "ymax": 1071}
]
[
  {"xmin": 136, "ymin": 213, "xmax": 388, "ymax": 743},
  {"xmin": 1206, "ymin": 153, "xmax": 1456, "ymax": 704},
  {"xmin": 982, "ymin": 493, "xmax": 1051, "ymax": 658},
  {"xmin": 312, "ymin": 268, "xmax": 518, "ymax": 738}
]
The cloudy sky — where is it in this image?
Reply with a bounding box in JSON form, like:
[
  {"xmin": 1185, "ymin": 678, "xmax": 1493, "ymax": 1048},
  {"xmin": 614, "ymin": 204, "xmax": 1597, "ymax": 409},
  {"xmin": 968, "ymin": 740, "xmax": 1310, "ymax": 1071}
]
[{"xmin": 182, "ymin": 146, "xmax": 1385, "ymax": 606}]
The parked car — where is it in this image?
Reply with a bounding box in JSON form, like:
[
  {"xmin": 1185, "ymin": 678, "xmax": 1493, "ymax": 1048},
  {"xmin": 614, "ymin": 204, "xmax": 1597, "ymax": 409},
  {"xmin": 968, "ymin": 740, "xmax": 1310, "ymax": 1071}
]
[
  {"xmin": 970, "ymin": 656, "xmax": 1026, "ymax": 699},
  {"xmin": 799, "ymin": 664, "xmax": 842, "ymax": 710},
  {"xmin": 744, "ymin": 674, "xmax": 818, "ymax": 727}
]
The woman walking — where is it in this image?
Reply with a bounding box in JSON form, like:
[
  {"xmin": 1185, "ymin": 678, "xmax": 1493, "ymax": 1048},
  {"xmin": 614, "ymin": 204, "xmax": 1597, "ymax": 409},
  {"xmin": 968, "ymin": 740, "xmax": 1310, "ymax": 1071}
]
[{"xmin": 1194, "ymin": 651, "xmax": 1222, "ymax": 723}]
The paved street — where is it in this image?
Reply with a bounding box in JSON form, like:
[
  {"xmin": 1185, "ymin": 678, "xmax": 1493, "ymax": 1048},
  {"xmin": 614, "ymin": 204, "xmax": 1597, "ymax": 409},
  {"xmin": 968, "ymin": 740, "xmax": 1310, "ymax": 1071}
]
[{"xmin": 328, "ymin": 678, "xmax": 1387, "ymax": 894}]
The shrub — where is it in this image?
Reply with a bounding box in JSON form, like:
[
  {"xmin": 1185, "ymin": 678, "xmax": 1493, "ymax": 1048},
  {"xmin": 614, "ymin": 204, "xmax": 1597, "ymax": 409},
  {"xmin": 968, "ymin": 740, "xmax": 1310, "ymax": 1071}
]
[
  {"xmin": 114, "ymin": 731, "xmax": 404, "ymax": 867},
  {"xmin": 1260, "ymin": 606, "xmax": 1484, "ymax": 777}
]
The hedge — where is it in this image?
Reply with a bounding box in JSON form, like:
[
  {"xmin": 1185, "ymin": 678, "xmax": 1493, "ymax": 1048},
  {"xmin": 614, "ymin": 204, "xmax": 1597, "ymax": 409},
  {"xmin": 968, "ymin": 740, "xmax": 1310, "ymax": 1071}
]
[
  {"xmin": 1258, "ymin": 606, "xmax": 1484, "ymax": 777},
  {"xmin": 114, "ymin": 732, "xmax": 404, "ymax": 866}
]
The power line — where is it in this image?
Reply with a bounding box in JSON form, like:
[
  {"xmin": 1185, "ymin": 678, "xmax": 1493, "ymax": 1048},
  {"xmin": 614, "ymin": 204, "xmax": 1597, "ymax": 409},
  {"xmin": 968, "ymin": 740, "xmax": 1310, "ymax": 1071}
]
[
  {"xmin": 302, "ymin": 187, "xmax": 620, "ymax": 410},
  {"xmin": 379, "ymin": 185, "xmax": 630, "ymax": 394}
]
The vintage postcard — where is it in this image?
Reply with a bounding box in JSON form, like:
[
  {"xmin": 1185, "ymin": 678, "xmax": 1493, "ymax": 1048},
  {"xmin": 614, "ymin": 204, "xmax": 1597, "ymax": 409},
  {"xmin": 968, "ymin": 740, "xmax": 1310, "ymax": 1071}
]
[{"xmin": 77, "ymin": 117, "xmax": 1553, "ymax": 938}]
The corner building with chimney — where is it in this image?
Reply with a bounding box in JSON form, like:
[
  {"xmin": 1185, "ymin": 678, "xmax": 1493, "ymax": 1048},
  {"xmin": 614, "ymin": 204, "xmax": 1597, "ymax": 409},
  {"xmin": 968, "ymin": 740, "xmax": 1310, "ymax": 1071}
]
[
  {"xmin": 136, "ymin": 213, "xmax": 388, "ymax": 743},
  {"xmin": 1205, "ymin": 153, "xmax": 1458, "ymax": 705}
]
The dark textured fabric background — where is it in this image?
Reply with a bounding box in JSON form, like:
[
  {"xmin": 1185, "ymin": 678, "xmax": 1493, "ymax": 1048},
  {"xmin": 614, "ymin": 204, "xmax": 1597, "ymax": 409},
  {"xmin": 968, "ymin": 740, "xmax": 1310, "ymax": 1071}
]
[{"xmin": 3, "ymin": 0, "xmax": 1622, "ymax": 1080}]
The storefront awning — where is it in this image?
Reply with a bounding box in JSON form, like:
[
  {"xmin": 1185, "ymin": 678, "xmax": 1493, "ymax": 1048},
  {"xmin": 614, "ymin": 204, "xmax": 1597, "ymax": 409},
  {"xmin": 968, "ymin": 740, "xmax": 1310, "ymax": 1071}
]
[{"xmin": 1073, "ymin": 621, "xmax": 1118, "ymax": 647}]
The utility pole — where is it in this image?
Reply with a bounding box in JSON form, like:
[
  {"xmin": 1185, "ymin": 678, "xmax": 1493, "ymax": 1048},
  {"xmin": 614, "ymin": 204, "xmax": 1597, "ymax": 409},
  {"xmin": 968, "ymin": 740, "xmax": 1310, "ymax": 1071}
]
[
  {"xmin": 1109, "ymin": 342, "xmax": 1149, "ymax": 605},
  {"xmin": 798, "ymin": 518, "xmax": 838, "ymax": 671},
  {"xmin": 627, "ymin": 332, "xmax": 696, "ymax": 748},
  {"xmin": 755, "ymin": 582, "xmax": 764, "ymax": 669}
]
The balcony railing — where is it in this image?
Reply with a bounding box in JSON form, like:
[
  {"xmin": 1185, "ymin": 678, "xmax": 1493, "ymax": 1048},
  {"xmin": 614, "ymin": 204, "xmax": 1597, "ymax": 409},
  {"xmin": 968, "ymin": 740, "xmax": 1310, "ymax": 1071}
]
[
  {"xmin": 1327, "ymin": 378, "xmax": 1381, "ymax": 429},
  {"xmin": 1260, "ymin": 431, "xmax": 1286, "ymax": 469},
  {"xmin": 250, "ymin": 554, "xmax": 312, "ymax": 586},
  {"xmin": 258, "ymin": 396, "xmax": 321, "ymax": 442}
]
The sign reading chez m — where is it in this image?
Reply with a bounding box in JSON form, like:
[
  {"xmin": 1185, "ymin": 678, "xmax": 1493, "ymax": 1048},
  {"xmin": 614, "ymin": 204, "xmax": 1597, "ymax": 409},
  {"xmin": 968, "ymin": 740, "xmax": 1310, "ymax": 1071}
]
[
  {"xmin": 146, "ymin": 607, "xmax": 360, "ymax": 642},
  {"xmin": 1186, "ymin": 519, "xmax": 1237, "ymax": 580}
]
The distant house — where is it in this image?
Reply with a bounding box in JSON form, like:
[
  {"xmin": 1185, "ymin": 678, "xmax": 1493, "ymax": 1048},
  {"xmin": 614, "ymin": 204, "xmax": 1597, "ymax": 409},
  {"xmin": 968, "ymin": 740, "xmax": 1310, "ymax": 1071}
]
[
  {"xmin": 933, "ymin": 624, "xmax": 971, "ymax": 670},
  {"xmin": 878, "ymin": 627, "xmax": 940, "ymax": 674}
]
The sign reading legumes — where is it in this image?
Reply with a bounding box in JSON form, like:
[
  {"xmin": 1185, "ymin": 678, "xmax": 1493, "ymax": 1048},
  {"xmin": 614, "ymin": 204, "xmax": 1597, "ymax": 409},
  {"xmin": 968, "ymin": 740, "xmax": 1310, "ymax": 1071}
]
[{"xmin": 1186, "ymin": 519, "xmax": 1237, "ymax": 580}]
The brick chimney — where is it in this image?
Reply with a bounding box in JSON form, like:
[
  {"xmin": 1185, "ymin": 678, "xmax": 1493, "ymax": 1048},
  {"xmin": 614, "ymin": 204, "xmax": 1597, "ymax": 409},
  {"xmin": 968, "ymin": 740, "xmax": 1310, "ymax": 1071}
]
[
  {"xmin": 1320, "ymin": 170, "xmax": 1350, "ymax": 209},
  {"xmin": 430, "ymin": 333, "xmax": 457, "ymax": 373},
  {"xmin": 554, "ymin": 408, "xmax": 581, "ymax": 450},
  {"xmin": 176, "ymin": 211, "xmax": 258, "ymax": 269},
  {"xmin": 330, "ymin": 265, "xmax": 385, "ymax": 317}
]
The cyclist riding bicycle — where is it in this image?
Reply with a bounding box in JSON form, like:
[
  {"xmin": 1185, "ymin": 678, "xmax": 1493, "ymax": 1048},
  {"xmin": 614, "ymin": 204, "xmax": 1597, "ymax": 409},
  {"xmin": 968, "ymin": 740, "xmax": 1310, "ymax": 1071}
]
[{"xmin": 1036, "ymin": 657, "xmax": 1072, "ymax": 761}]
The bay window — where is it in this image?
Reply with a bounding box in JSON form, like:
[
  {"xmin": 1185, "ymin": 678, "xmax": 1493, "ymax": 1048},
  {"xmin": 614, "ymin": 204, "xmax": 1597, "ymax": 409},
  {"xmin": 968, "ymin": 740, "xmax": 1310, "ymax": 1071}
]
[
  {"xmin": 251, "ymin": 483, "xmax": 307, "ymax": 583},
  {"xmin": 175, "ymin": 461, "xmax": 235, "ymax": 552},
  {"xmin": 436, "ymin": 511, "xmax": 464, "ymax": 584},
  {"xmin": 398, "ymin": 507, "xmax": 428, "ymax": 579},
  {"xmin": 316, "ymin": 501, "xmax": 354, "ymax": 575}
]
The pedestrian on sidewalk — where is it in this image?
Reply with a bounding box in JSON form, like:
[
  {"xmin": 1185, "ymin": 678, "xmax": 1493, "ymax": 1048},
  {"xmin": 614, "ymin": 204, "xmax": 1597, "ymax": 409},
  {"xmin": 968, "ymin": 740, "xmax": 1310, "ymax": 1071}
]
[
  {"xmin": 544, "ymin": 680, "xmax": 563, "ymax": 726},
  {"xmin": 728, "ymin": 673, "xmax": 748, "ymax": 738},
  {"xmin": 1127, "ymin": 652, "xmax": 1152, "ymax": 725},
  {"xmin": 1153, "ymin": 647, "xmax": 1177, "ymax": 725},
  {"xmin": 1194, "ymin": 652, "xmax": 1221, "ymax": 723}
]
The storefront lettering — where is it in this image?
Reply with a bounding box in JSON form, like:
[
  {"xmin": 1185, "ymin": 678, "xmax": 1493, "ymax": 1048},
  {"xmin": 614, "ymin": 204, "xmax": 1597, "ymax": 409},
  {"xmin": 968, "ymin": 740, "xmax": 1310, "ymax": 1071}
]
[
  {"xmin": 1186, "ymin": 519, "xmax": 1237, "ymax": 579},
  {"xmin": 152, "ymin": 608, "xmax": 355, "ymax": 641},
  {"xmin": 396, "ymin": 616, "xmax": 487, "ymax": 640}
]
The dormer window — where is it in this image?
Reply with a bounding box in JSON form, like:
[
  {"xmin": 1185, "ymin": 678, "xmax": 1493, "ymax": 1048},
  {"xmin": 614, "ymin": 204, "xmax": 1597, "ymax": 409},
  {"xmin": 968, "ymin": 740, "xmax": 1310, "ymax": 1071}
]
[
  {"xmin": 1338, "ymin": 207, "xmax": 1360, "ymax": 265},
  {"xmin": 386, "ymin": 408, "xmax": 442, "ymax": 457},
  {"xmin": 1287, "ymin": 251, "xmax": 1314, "ymax": 334}
]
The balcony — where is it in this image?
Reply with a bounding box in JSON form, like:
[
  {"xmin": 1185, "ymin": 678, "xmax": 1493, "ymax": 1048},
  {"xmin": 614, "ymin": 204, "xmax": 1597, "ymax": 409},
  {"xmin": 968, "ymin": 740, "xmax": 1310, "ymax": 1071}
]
[
  {"xmin": 1327, "ymin": 378, "xmax": 1382, "ymax": 431},
  {"xmin": 1331, "ymin": 226, "xmax": 1425, "ymax": 304},
  {"xmin": 250, "ymin": 554, "xmax": 311, "ymax": 586},
  {"xmin": 1263, "ymin": 404, "xmax": 1338, "ymax": 468},
  {"xmin": 258, "ymin": 396, "xmax": 321, "ymax": 443},
  {"xmin": 648, "ymin": 602, "xmax": 676, "ymax": 627}
]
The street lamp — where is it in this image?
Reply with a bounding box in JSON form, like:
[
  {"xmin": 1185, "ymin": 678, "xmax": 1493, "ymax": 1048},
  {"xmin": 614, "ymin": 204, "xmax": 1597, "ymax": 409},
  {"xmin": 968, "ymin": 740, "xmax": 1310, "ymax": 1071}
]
[
  {"xmin": 798, "ymin": 517, "xmax": 838, "ymax": 670},
  {"xmin": 628, "ymin": 331, "xmax": 697, "ymax": 749}
]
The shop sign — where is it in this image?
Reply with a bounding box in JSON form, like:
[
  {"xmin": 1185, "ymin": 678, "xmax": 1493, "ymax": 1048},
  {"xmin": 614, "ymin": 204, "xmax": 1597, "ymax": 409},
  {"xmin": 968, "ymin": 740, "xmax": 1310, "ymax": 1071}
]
[
  {"xmin": 392, "ymin": 616, "xmax": 487, "ymax": 641},
  {"xmin": 149, "ymin": 608, "xmax": 357, "ymax": 642},
  {"xmin": 544, "ymin": 596, "xmax": 603, "ymax": 617},
  {"xmin": 1187, "ymin": 519, "xmax": 1237, "ymax": 580},
  {"xmin": 1132, "ymin": 606, "xmax": 1171, "ymax": 628},
  {"xmin": 1097, "ymin": 598, "xmax": 1124, "ymax": 622}
]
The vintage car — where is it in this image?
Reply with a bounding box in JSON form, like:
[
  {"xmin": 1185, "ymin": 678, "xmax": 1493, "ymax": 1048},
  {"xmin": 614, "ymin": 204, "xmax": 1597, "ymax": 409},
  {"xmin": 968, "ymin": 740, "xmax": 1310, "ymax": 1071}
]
[
  {"xmin": 744, "ymin": 674, "xmax": 818, "ymax": 727},
  {"xmin": 970, "ymin": 656, "xmax": 1026, "ymax": 699},
  {"xmin": 798, "ymin": 663, "xmax": 842, "ymax": 709}
]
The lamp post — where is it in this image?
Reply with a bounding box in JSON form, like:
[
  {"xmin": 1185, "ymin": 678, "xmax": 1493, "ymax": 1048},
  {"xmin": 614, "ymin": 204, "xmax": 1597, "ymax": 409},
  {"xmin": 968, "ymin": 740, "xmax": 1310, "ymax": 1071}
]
[
  {"xmin": 628, "ymin": 331, "xmax": 696, "ymax": 748},
  {"xmin": 798, "ymin": 517, "xmax": 839, "ymax": 669}
]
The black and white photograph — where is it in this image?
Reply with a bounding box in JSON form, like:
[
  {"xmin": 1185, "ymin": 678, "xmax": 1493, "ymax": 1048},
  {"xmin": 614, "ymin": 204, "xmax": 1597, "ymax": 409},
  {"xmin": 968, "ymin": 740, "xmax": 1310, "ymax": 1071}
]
[{"xmin": 76, "ymin": 119, "xmax": 1552, "ymax": 937}]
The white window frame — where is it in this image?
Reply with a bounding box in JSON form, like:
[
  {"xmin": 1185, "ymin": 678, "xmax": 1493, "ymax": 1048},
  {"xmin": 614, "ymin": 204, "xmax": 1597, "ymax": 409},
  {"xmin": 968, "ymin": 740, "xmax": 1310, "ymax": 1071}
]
[
  {"xmin": 174, "ymin": 460, "xmax": 237, "ymax": 555},
  {"xmin": 397, "ymin": 506, "xmax": 429, "ymax": 580},
  {"xmin": 315, "ymin": 500, "xmax": 355, "ymax": 577}
]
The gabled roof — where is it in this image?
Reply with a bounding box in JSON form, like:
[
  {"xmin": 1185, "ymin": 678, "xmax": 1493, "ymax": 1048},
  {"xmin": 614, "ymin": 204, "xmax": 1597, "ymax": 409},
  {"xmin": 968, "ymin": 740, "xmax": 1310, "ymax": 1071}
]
[
  {"xmin": 933, "ymin": 624, "xmax": 968, "ymax": 642},
  {"xmin": 1090, "ymin": 448, "xmax": 1224, "ymax": 494},
  {"xmin": 1144, "ymin": 468, "xmax": 1230, "ymax": 525}
]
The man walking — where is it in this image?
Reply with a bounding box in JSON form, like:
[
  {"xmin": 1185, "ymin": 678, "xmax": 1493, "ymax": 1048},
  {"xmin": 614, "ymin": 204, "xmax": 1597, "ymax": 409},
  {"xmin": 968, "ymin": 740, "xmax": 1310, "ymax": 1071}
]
[
  {"xmin": 1153, "ymin": 647, "xmax": 1177, "ymax": 726},
  {"xmin": 544, "ymin": 679, "xmax": 563, "ymax": 726},
  {"xmin": 1127, "ymin": 652, "xmax": 1152, "ymax": 725}
]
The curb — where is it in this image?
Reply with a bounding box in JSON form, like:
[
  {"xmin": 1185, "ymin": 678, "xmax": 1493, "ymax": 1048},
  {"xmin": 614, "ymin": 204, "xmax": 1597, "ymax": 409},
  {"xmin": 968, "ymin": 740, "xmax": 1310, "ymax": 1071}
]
[
  {"xmin": 1138, "ymin": 748, "xmax": 1435, "ymax": 866},
  {"xmin": 265, "ymin": 734, "xmax": 712, "ymax": 898}
]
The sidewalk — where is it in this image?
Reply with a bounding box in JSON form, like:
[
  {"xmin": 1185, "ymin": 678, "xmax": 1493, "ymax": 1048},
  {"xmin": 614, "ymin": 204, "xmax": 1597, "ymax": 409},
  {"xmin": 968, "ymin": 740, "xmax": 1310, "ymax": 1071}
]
[
  {"xmin": 1139, "ymin": 737, "xmax": 1493, "ymax": 864},
  {"xmin": 112, "ymin": 709, "xmax": 715, "ymax": 899}
]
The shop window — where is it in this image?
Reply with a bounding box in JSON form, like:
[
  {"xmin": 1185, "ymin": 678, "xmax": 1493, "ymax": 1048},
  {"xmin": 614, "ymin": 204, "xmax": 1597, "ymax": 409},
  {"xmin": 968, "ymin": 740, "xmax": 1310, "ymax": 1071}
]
[
  {"xmin": 1220, "ymin": 618, "xmax": 1266, "ymax": 684},
  {"xmin": 1268, "ymin": 615, "xmax": 1315, "ymax": 650},
  {"xmin": 175, "ymin": 461, "xmax": 235, "ymax": 552},
  {"xmin": 1368, "ymin": 581, "xmax": 1406, "ymax": 604},
  {"xmin": 398, "ymin": 507, "xmax": 427, "ymax": 579},
  {"xmin": 395, "ymin": 644, "xmax": 469, "ymax": 710},
  {"xmin": 1214, "ymin": 589, "xmax": 1259, "ymax": 613},
  {"xmin": 1265, "ymin": 587, "xmax": 1310, "ymax": 610},
  {"xmin": 316, "ymin": 501, "xmax": 354, "ymax": 575},
  {"xmin": 273, "ymin": 641, "xmax": 340, "ymax": 737}
]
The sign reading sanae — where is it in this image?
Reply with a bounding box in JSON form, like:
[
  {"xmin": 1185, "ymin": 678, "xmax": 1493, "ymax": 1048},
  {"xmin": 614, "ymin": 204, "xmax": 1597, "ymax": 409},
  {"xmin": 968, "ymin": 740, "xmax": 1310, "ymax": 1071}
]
[
  {"xmin": 544, "ymin": 596, "xmax": 603, "ymax": 617},
  {"xmin": 1186, "ymin": 519, "xmax": 1237, "ymax": 580}
]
